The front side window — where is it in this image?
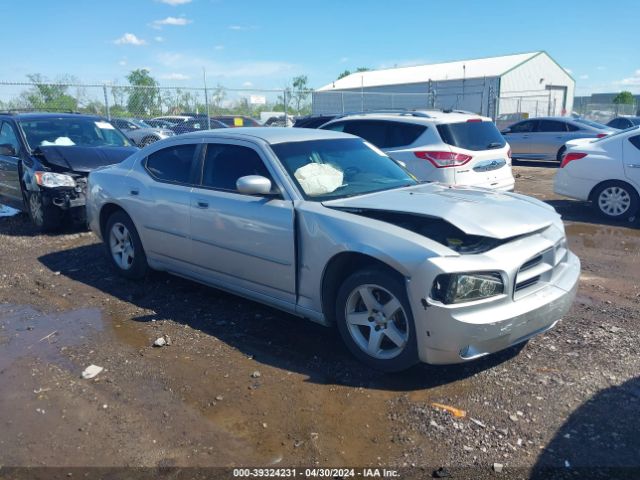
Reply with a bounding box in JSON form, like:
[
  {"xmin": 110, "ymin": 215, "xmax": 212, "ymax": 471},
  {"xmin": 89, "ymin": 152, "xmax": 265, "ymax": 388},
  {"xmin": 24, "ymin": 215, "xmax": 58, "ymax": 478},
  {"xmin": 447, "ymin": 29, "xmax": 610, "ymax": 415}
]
[
  {"xmin": 323, "ymin": 120, "xmax": 426, "ymax": 149},
  {"xmin": 19, "ymin": 117, "xmax": 131, "ymax": 149},
  {"xmin": 201, "ymin": 144, "xmax": 273, "ymax": 192},
  {"xmin": 145, "ymin": 144, "xmax": 197, "ymax": 184},
  {"xmin": 271, "ymin": 138, "xmax": 415, "ymax": 201},
  {"xmin": 0, "ymin": 122, "xmax": 21, "ymax": 156},
  {"xmin": 509, "ymin": 120, "xmax": 536, "ymax": 133}
]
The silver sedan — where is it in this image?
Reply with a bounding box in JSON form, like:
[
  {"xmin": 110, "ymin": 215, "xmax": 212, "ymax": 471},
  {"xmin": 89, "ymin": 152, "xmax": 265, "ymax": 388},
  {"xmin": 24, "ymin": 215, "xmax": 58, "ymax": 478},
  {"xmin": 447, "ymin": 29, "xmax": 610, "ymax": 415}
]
[
  {"xmin": 502, "ymin": 116, "xmax": 614, "ymax": 162},
  {"xmin": 87, "ymin": 128, "xmax": 580, "ymax": 371}
]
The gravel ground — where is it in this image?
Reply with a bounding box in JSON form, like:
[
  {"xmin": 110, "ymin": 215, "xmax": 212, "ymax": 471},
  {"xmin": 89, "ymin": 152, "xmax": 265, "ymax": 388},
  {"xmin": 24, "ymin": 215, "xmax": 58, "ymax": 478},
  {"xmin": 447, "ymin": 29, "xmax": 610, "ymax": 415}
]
[{"xmin": 0, "ymin": 161, "xmax": 638, "ymax": 479}]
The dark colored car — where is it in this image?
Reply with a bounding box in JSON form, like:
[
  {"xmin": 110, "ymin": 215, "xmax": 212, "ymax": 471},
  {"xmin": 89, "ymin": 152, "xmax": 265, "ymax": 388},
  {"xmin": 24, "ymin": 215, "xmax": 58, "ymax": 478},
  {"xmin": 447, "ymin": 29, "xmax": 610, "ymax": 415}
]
[
  {"xmin": 293, "ymin": 114, "xmax": 338, "ymax": 129},
  {"xmin": 170, "ymin": 118, "xmax": 228, "ymax": 135},
  {"xmin": 210, "ymin": 115, "xmax": 262, "ymax": 128},
  {"xmin": 0, "ymin": 112, "xmax": 138, "ymax": 230},
  {"xmin": 607, "ymin": 116, "xmax": 640, "ymax": 130},
  {"xmin": 144, "ymin": 119, "xmax": 175, "ymax": 129}
]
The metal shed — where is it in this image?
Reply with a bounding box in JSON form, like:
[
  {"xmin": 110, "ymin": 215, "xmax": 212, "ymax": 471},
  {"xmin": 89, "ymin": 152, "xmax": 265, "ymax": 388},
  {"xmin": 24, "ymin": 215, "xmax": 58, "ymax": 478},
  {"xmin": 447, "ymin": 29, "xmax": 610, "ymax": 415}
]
[{"xmin": 313, "ymin": 51, "xmax": 575, "ymax": 120}]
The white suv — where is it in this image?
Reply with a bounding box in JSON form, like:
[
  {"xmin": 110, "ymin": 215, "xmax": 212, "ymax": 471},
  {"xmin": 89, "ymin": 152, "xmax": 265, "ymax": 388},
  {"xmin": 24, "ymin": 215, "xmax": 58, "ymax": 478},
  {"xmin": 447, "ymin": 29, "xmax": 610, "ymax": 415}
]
[{"xmin": 320, "ymin": 111, "xmax": 514, "ymax": 191}]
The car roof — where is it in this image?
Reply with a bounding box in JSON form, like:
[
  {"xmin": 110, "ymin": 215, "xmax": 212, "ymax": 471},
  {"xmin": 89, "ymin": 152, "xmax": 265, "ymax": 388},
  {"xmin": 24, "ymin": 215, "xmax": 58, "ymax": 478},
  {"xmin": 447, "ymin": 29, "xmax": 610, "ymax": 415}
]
[
  {"xmin": 324, "ymin": 110, "xmax": 491, "ymax": 124},
  {"xmin": 178, "ymin": 126, "xmax": 355, "ymax": 144},
  {"xmin": 0, "ymin": 112, "xmax": 103, "ymax": 121}
]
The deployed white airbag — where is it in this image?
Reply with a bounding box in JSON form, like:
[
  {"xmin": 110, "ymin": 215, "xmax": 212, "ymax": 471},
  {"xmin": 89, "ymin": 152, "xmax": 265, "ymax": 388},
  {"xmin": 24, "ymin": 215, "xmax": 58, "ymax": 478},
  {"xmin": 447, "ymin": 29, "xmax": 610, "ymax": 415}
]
[
  {"xmin": 41, "ymin": 137, "xmax": 75, "ymax": 146},
  {"xmin": 294, "ymin": 163, "xmax": 344, "ymax": 196}
]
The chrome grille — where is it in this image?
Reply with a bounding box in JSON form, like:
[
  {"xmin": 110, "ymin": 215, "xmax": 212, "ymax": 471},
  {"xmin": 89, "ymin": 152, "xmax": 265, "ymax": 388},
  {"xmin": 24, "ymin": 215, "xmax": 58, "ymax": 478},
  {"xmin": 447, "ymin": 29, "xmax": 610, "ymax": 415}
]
[{"xmin": 514, "ymin": 239, "xmax": 567, "ymax": 299}]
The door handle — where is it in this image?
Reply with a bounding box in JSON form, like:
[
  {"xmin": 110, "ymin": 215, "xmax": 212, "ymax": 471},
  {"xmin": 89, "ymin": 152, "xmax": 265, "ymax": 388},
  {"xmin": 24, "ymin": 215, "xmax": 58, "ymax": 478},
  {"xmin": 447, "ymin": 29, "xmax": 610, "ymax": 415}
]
[
  {"xmin": 627, "ymin": 164, "xmax": 640, "ymax": 169},
  {"xmin": 197, "ymin": 201, "xmax": 209, "ymax": 209},
  {"xmin": 129, "ymin": 189, "xmax": 139, "ymax": 196}
]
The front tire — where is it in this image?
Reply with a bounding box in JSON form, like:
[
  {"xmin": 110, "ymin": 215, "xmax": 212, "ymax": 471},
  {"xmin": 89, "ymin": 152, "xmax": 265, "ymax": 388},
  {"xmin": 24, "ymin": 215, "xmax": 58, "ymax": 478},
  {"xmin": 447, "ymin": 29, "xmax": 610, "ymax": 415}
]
[
  {"xmin": 592, "ymin": 181, "xmax": 639, "ymax": 220},
  {"xmin": 105, "ymin": 211, "xmax": 148, "ymax": 279},
  {"xmin": 27, "ymin": 191, "xmax": 62, "ymax": 232},
  {"xmin": 335, "ymin": 268, "xmax": 419, "ymax": 372}
]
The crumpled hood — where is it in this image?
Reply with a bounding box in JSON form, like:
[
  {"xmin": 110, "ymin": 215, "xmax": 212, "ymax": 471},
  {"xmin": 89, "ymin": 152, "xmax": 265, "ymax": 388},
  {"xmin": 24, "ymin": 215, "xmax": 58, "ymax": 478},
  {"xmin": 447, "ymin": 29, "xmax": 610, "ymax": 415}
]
[
  {"xmin": 35, "ymin": 145, "xmax": 139, "ymax": 173},
  {"xmin": 323, "ymin": 183, "xmax": 560, "ymax": 240}
]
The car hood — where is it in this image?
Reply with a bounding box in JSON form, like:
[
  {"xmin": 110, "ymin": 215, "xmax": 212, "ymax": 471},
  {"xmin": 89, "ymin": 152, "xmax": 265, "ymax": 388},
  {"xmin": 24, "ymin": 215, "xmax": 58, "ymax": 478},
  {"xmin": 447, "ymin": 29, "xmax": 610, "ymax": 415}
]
[
  {"xmin": 322, "ymin": 183, "xmax": 559, "ymax": 240},
  {"xmin": 35, "ymin": 145, "xmax": 139, "ymax": 173}
]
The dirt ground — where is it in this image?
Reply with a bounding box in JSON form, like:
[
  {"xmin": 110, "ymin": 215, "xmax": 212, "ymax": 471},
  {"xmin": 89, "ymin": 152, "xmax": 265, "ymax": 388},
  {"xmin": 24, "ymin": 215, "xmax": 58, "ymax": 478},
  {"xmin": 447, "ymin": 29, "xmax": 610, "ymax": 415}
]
[{"xmin": 0, "ymin": 161, "xmax": 639, "ymax": 479}]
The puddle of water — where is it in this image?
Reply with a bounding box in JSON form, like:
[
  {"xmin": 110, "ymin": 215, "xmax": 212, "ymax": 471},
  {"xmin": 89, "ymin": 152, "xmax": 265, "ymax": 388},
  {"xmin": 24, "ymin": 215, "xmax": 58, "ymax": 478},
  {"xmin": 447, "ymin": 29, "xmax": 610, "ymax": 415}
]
[
  {"xmin": 0, "ymin": 305, "xmax": 103, "ymax": 371},
  {"xmin": 0, "ymin": 204, "xmax": 20, "ymax": 218}
]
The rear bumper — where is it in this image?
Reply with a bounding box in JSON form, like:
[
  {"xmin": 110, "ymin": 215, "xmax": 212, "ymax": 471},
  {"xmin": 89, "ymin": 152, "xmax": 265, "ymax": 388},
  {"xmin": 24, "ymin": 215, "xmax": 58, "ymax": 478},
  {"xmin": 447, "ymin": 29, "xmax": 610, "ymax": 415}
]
[
  {"xmin": 553, "ymin": 169, "xmax": 593, "ymax": 201},
  {"xmin": 412, "ymin": 251, "xmax": 580, "ymax": 365}
]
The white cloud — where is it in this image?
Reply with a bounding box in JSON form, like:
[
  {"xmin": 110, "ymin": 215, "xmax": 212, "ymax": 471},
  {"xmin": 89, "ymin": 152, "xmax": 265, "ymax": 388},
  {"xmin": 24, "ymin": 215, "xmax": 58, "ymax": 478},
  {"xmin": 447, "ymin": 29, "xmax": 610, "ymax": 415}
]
[
  {"xmin": 339, "ymin": 57, "xmax": 349, "ymax": 63},
  {"xmin": 228, "ymin": 25, "xmax": 256, "ymax": 31},
  {"xmin": 157, "ymin": 0, "xmax": 192, "ymax": 5},
  {"xmin": 152, "ymin": 16, "xmax": 192, "ymax": 29},
  {"xmin": 620, "ymin": 69, "xmax": 640, "ymax": 86},
  {"xmin": 118, "ymin": 59, "xmax": 127, "ymax": 66},
  {"xmin": 156, "ymin": 51, "xmax": 296, "ymax": 79},
  {"xmin": 243, "ymin": 81, "xmax": 253, "ymax": 87},
  {"xmin": 597, "ymin": 66, "xmax": 606, "ymax": 71},
  {"xmin": 161, "ymin": 72, "xmax": 191, "ymax": 80},
  {"xmin": 214, "ymin": 45, "xmax": 224, "ymax": 50},
  {"xmin": 154, "ymin": 36, "xmax": 165, "ymax": 42},
  {"xmin": 579, "ymin": 74, "xmax": 589, "ymax": 80},
  {"xmin": 114, "ymin": 33, "xmax": 146, "ymax": 46}
]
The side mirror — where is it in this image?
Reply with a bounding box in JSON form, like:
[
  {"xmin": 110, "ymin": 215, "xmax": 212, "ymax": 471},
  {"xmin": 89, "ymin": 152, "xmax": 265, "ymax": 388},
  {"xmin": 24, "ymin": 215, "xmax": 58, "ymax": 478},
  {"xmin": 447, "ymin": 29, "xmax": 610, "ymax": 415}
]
[
  {"xmin": 236, "ymin": 175, "xmax": 273, "ymax": 195},
  {"xmin": 0, "ymin": 143, "xmax": 17, "ymax": 157}
]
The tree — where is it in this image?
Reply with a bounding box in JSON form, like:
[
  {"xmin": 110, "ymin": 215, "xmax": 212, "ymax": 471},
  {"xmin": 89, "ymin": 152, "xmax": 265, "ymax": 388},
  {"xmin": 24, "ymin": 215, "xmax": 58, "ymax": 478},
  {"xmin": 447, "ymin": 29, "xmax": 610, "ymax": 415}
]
[
  {"xmin": 337, "ymin": 67, "xmax": 370, "ymax": 81},
  {"xmin": 613, "ymin": 91, "xmax": 635, "ymax": 105},
  {"xmin": 291, "ymin": 75, "xmax": 310, "ymax": 113},
  {"xmin": 126, "ymin": 69, "xmax": 160, "ymax": 116},
  {"xmin": 24, "ymin": 73, "xmax": 78, "ymax": 112}
]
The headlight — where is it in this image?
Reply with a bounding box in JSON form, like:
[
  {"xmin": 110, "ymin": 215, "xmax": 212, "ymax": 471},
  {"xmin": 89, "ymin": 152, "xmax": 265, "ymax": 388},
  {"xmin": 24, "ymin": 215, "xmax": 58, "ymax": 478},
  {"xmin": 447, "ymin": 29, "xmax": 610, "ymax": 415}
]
[
  {"xmin": 34, "ymin": 171, "xmax": 76, "ymax": 188},
  {"xmin": 431, "ymin": 272, "xmax": 504, "ymax": 304}
]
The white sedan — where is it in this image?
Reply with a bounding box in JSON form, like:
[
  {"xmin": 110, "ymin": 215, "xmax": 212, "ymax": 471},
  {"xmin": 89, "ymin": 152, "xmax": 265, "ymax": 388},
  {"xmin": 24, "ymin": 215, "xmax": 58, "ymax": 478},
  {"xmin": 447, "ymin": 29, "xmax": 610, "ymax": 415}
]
[{"xmin": 554, "ymin": 126, "xmax": 640, "ymax": 220}]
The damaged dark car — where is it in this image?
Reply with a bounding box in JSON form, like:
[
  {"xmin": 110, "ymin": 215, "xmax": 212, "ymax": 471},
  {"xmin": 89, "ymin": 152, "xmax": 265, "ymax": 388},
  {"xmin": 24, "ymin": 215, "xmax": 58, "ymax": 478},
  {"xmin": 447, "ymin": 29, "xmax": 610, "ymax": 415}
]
[{"xmin": 0, "ymin": 112, "xmax": 138, "ymax": 230}]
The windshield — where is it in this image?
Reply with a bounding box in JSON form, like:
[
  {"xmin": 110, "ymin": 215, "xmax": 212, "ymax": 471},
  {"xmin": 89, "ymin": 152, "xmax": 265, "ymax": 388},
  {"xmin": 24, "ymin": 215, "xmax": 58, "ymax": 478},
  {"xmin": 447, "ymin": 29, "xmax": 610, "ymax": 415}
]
[
  {"xmin": 574, "ymin": 118, "xmax": 610, "ymax": 130},
  {"xmin": 270, "ymin": 138, "xmax": 416, "ymax": 201},
  {"xmin": 436, "ymin": 121, "xmax": 506, "ymax": 151},
  {"xmin": 130, "ymin": 119, "xmax": 151, "ymax": 129},
  {"xmin": 19, "ymin": 117, "xmax": 131, "ymax": 149}
]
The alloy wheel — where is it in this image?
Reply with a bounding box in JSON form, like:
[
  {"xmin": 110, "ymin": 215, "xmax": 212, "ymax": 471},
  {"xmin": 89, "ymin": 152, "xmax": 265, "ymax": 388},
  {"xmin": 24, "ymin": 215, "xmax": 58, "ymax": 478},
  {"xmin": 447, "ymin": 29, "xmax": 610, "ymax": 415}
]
[
  {"xmin": 344, "ymin": 284, "xmax": 409, "ymax": 360},
  {"xmin": 29, "ymin": 193, "xmax": 43, "ymax": 226},
  {"xmin": 109, "ymin": 222, "xmax": 135, "ymax": 270}
]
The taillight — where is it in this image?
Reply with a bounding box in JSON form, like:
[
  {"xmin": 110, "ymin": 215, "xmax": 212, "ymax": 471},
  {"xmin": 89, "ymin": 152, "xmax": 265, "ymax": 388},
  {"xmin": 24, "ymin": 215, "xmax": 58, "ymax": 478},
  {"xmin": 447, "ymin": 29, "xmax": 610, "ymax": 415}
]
[
  {"xmin": 414, "ymin": 151, "xmax": 473, "ymax": 168},
  {"xmin": 596, "ymin": 133, "xmax": 608, "ymax": 138},
  {"xmin": 560, "ymin": 152, "xmax": 587, "ymax": 168}
]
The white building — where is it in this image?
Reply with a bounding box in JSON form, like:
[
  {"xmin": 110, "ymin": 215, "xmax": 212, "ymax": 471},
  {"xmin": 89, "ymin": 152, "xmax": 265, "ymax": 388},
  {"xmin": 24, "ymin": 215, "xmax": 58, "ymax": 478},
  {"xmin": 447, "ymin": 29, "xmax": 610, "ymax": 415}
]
[{"xmin": 313, "ymin": 51, "xmax": 574, "ymax": 119}]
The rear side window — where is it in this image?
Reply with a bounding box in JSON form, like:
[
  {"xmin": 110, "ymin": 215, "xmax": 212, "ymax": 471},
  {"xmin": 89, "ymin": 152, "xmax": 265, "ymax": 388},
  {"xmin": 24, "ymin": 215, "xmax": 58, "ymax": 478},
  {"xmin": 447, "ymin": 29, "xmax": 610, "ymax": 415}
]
[
  {"xmin": 145, "ymin": 144, "xmax": 197, "ymax": 184},
  {"xmin": 537, "ymin": 120, "xmax": 568, "ymax": 132},
  {"xmin": 436, "ymin": 121, "xmax": 506, "ymax": 151},
  {"xmin": 324, "ymin": 120, "xmax": 426, "ymax": 149},
  {"xmin": 629, "ymin": 136, "xmax": 640, "ymax": 150},
  {"xmin": 201, "ymin": 143, "xmax": 273, "ymax": 192}
]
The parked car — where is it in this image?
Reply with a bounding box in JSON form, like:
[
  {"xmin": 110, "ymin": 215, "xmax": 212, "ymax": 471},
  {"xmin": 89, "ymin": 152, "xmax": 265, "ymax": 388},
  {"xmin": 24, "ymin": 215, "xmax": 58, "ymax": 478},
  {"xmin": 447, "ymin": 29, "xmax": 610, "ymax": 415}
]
[
  {"xmin": 606, "ymin": 116, "xmax": 640, "ymax": 130},
  {"xmin": 502, "ymin": 117, "xmax": 615, "ymax": 162},
  {"xmin": 144, "ymin": 119, "xmax": 175, "ymax": 129},
  {"xmin": 211, "ymin": 115, "xmax": 262, "ymax": 128},
  {"xmin": 320, "ymin": 111, "xmax": 515, "ymax": 191},
  {"xmin": 150, "ymin": 115, "xmax": 193, "ymax": 126},
  {"xmin": 294, "ymin": 114, "xmax": 338, "ymax": 129},
  {"xmin": 87, "ymin": 127, "xmax": 579, "ymax": 371},
  {"xmin": 0, "ymin": 112, "xmax": 137, "ymax": 230},
  {"xmin": 110, "ymin": 118, "xmax": 175, "ymax": 147},
  {"xmin": 170, "ymin": 118, "xmax": 227, "ymax": 135},
  {"xmin": 554, "ymin": 126, "xmax": 640, "ymax": 220}
]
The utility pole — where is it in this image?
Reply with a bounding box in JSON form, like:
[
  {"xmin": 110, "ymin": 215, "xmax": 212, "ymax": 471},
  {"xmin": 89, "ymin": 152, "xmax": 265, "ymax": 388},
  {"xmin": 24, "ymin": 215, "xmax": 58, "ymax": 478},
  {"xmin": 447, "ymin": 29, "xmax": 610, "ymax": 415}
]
[{"xmin": 203, "ymin": 67, "xmax": 211, "ymax": 129}]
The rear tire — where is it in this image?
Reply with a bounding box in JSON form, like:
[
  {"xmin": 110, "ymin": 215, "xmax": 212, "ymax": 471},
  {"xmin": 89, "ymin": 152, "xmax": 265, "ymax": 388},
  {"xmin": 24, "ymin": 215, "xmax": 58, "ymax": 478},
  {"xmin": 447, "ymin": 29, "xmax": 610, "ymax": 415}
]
[
  {"xmin": 27, "ymin": 191, "xmax": 62, "ymax": 232},
  {"xmin": 335, "ymin": 268, "xmax": 419, "ymax": 372},
  {"xmin": 105, "ymin": 211, "xmax": 148, "ymax": 279},
  {"xmin": 592, "ymin": 181, "xmax": 639, "ymax": 220}
]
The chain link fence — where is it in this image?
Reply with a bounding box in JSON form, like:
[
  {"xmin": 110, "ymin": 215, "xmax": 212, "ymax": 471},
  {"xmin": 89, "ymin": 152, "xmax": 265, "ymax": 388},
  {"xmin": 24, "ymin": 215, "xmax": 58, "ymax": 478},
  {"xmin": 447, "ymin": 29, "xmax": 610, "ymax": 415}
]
[
  {"xmin": 572, "ymin": 101, "xmax": 638, "ymax": 124},
  {"xmin": 0, "ymin": 81, "xmax": 314, "ymax": 125}
]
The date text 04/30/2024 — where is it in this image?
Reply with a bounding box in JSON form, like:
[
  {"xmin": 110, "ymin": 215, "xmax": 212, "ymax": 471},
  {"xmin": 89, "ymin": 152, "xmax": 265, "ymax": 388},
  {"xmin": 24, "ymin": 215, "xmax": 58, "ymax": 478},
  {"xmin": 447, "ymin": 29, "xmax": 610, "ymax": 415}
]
[{"xmin": 232, "ymin": 468, "xmax": 400, "ymax": 478}]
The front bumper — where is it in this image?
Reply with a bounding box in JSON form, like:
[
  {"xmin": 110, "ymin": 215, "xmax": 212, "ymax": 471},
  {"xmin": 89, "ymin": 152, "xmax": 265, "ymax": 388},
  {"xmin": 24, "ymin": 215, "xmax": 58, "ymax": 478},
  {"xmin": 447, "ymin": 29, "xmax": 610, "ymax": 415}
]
[
  {"xmin": 410, "ymin": 240, "xmax": 580, "ymax": 365},
  {"xmin": 41, "ymin": 176, "xmax": 87, "ymax": 210}
]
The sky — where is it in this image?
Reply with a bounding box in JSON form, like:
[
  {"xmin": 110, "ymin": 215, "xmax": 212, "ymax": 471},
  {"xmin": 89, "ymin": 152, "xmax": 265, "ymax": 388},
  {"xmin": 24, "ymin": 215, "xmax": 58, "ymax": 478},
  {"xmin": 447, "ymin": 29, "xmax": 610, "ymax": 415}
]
[{"xmin": 0, "ymin": 0, "xmax": 638, "ymax": 96}]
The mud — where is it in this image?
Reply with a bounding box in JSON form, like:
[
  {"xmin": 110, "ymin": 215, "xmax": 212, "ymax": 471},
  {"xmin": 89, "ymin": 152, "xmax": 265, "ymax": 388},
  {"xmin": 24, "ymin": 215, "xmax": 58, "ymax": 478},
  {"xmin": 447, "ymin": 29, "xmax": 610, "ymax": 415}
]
[{"xmin": 0, "ymin": 161, "xmax": 638, "ymax": 477}]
